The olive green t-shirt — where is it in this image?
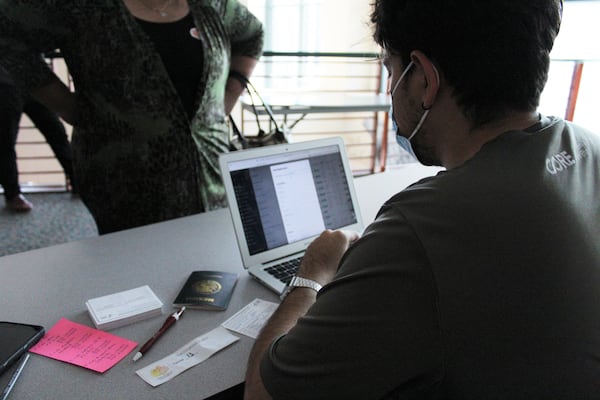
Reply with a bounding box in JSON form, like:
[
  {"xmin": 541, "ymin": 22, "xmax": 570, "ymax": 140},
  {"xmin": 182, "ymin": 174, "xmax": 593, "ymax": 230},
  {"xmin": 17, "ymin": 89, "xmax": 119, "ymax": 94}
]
[{"xmin": 261, "ymin": 116, "xmax": 600, "ymax": 399}]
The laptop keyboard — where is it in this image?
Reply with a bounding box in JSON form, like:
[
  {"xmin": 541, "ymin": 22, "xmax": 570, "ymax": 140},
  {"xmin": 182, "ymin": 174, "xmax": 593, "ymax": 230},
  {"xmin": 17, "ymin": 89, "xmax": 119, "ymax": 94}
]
[{"xmin": 265, "ymin": 257, "xmax": 302, "ymax": 285}]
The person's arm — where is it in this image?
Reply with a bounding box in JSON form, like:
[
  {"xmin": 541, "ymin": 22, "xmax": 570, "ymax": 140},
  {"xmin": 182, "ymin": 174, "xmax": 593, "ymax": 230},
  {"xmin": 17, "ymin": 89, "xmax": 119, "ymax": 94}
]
[
  {"xmin": 225, "ymin": 55, "xmax": 258, "ymax": 115},
  {"xmin": 0, "ymin": 3, "xmax": 74, "ymax": 122},
  {"xmin": 222, "ymin": 0, "xmax": 264, "ymax": 115},
  {"xmin": 245, "ymin": 199, "xmax": 444, "ymax": 399},
  {"xmin": 244, "ymin": 230, "xmax": 360, "ymax": 400},
  {"xmin": 30, "ymin": 76, "xmax": 78, "ymax": 125}
]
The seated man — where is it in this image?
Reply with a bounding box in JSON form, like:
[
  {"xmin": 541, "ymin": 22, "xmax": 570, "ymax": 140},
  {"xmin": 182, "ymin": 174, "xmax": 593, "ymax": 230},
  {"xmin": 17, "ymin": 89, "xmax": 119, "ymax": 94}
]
[{"xmin": 245, "ymin": 0, "xmax": 600, "ymax": 398}]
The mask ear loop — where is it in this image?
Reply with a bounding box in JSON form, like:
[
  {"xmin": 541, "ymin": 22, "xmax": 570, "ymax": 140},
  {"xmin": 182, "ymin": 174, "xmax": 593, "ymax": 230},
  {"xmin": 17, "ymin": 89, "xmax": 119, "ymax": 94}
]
[
  {"xmin": 410, "ymin": 62, "xmax": 440, "ymax": 141},
  {"xmin": 391, "ymin": 61, "xmax": 414, "ymax": 97},
  {"xmin": 399, "ymin": 61, "xmax": 439, "ymax": 141},
  {"xmin": 407, "ymin": 109, "xmax": 429, "ymax": 141}
]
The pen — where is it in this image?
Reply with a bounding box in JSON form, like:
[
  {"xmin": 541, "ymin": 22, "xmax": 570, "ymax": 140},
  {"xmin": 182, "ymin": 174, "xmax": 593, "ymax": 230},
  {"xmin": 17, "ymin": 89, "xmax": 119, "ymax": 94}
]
[
  {"xmin": 133, "ymin": 306, "xmax": 186, "ymax": 362},
  {"xmin": 1, "ymin": 353, "xmax": 30, "ymax": 400}
]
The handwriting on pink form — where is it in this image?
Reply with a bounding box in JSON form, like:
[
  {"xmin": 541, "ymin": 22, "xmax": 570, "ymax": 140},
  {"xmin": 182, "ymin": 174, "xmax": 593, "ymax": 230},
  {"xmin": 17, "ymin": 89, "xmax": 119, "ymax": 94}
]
[{"xmin": 29, "ymin": 318, "xmax": 137, "ymax": 373}]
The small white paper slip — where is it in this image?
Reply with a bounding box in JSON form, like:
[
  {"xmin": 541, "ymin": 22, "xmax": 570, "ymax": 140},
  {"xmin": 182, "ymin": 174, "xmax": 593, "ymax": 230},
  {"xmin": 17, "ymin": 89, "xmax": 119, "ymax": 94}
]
[
  {"xmin": 85, "ymin": 285, "xmax": 163, "ymax": 330},
  {"xmin": 135, "ymin": 326, "xmax": 239, "ymax": 387},
  {"xmin": 221, "ymin": 298, "xmax": 278, "ymax": 339}
]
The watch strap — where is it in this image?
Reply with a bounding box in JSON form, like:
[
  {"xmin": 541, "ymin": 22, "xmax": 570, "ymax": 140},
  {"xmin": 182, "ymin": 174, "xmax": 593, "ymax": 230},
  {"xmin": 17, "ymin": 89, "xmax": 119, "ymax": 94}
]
[
  {"xmin": 280, "ymin": 276, "xmax": 322, "ymax": 300},
  {"xmin": 290, "ymin": 276, "xmax": 322, "ymax": 292}
]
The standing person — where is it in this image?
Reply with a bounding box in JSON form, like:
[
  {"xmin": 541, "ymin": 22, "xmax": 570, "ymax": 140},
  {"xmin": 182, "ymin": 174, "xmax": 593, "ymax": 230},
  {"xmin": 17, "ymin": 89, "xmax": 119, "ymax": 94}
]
[
  {"xmin": 0, "ymin": 68, "xmax": 74, "ymax": 212},
  {"xmin": 245, "ymin": 0, "xmax": 600, "ymax": 399},
  {"xmin": 0, "ymin": 0, "xmax": 263, "ymax": 233}
]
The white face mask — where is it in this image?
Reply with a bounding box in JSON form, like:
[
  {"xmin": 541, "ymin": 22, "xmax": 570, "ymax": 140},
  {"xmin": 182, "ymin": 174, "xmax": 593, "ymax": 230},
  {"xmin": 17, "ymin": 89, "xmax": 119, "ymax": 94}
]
[{"xmin": 390, "ymin": 61, "xmax": 430, "ymax": 161}]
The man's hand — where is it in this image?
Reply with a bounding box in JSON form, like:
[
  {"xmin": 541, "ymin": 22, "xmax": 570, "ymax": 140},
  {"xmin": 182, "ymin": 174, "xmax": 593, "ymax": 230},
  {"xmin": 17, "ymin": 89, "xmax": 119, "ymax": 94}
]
[{"xmin": 297, "ymin": 229, "xmax": 361, "ymax": 286}]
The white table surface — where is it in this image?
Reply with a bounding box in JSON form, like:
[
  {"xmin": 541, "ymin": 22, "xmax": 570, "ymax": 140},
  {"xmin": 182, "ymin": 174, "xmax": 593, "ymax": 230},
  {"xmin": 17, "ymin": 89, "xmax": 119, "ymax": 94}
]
[{"xmin": 0, "ymin": 163, "xmax": 441, "ymax": 400}]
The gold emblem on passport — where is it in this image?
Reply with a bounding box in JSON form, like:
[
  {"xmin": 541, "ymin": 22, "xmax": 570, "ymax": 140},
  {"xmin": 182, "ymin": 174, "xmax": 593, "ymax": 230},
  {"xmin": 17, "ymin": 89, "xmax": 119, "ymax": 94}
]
[{"xmin": 194, "ymin": 279, "xmax": 222, "ymax": 294}]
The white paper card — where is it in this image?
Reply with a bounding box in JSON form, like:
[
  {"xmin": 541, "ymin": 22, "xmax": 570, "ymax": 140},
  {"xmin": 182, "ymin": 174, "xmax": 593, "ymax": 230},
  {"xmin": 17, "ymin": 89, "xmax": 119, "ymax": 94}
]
[
  {"xmin": 221, "ymin": 298, "xmax": 278, "ymax": 339},
  {"xmin": 86, "ymin": 285, "xmax": 163, "ymax": 330},
  {"xmin": 135, "ymin": 326, "xmax": 239, "ymax": 387}
]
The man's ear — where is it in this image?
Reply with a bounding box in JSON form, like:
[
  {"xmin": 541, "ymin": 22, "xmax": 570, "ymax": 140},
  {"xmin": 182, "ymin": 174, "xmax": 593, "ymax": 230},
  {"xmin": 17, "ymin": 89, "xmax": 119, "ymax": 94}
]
[{"xmin": 410, "ymin": 50, "xmax": 440, "ymax": 109}]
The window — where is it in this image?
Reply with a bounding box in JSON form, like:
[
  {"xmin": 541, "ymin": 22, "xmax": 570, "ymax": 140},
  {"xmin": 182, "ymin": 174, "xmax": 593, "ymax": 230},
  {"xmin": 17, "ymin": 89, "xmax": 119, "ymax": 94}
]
[
  {"xmin": 246, "ymin": 0, "xmax": 375, "ymax": 54},
  {"xmin": 242, "ymin": 1, "xmax": 388, "ymax": 174},
  {"xmin": 539, "ymin": 0, "xmax": 600, "ymax": 134}
]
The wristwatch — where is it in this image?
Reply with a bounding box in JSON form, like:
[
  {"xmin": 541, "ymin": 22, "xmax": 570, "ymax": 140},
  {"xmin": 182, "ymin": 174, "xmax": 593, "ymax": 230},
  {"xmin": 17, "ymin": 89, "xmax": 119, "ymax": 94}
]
[{"xmin": 280, "ymin": 276, "xmax": 323, "ymax": 300}]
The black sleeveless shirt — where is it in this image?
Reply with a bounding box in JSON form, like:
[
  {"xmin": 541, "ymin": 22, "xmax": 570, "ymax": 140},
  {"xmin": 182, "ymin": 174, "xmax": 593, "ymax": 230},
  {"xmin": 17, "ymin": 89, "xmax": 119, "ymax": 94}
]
[{"xmin": 136, "ymin": 13, "xmax": 204, "ymax": 120}]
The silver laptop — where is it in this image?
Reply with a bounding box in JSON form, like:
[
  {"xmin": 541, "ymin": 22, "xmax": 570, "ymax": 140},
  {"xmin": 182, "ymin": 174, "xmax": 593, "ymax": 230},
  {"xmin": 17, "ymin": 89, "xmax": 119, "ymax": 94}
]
[{"xmin": 219, "ymin": 136, "xmax": 364, "ymax": 294}]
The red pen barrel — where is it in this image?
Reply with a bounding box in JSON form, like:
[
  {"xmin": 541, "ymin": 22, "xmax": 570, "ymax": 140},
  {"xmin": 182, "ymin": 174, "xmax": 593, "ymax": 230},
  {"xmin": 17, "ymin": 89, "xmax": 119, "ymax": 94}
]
[{"xmin": 134, "ymin": 307, "xmax": 185, "ymax": 361}]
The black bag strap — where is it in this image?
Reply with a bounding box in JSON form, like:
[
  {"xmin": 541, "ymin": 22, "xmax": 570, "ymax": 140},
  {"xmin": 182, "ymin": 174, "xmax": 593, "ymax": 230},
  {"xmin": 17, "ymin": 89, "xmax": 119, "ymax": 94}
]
[
  {"xmin": 227, "ymin": 71, "xmax": 283, "ymax": 147},
  {"xmin": 229, "ymin": 115, "xmax": 248, "ymax": 148},
  {"xmin": 245, "ymin": 79, "xmax": 280, "ymax": 132}
]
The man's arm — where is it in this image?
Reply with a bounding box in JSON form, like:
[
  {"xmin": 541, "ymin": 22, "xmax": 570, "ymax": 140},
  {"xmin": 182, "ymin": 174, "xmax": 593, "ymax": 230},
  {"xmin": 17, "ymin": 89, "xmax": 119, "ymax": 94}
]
[
  {"xmin": 244, "ymin": 230, "xmax": 360, "ymax": 400},
  {"xmin": 244, "ymin": 288, "xmax": 316, "ymax": 400}
]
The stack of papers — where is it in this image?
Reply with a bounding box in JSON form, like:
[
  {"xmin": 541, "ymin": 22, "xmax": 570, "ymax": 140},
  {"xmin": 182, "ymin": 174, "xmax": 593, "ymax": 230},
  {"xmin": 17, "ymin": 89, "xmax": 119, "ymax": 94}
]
[{"xmin": 86, "ymin": 285, "xmax": 163, "ymax": 330}]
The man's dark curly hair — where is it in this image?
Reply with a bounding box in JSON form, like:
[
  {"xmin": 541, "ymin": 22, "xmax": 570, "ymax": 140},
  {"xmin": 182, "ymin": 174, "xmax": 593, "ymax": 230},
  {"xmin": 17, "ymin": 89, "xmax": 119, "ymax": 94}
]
[{"xmin": 371, "ymin": 0, "xmax": 563, "ymax": 128}]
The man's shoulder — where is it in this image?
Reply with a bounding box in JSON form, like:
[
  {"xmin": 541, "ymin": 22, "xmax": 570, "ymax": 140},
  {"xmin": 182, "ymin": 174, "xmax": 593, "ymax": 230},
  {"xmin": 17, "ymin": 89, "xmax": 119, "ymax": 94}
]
[{"xmin": 562, "ymin": 118, "xmax": 600, "ymax": 146}]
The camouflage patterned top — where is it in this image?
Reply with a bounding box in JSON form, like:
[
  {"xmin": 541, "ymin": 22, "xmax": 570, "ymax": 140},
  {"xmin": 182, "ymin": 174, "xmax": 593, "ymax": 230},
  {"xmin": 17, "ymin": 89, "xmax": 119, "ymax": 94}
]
[{"xmin": 0, "ymin": 0, "xmax": 263, "ymax": 233}]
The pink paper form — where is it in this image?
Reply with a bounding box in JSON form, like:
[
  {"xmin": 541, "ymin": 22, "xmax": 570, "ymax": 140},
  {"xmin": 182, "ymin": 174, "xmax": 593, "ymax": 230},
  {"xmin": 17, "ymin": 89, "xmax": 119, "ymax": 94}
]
[{"xmin": 29, "ymin": 318, "xmax": 137, "ymax": 373}]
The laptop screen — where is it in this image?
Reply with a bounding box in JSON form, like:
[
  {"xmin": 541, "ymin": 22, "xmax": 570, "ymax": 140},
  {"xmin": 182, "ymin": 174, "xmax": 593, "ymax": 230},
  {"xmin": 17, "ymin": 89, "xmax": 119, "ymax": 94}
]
[{"xmin": 227, "ymin": 144, "xmax": 358, "ymax": 255}]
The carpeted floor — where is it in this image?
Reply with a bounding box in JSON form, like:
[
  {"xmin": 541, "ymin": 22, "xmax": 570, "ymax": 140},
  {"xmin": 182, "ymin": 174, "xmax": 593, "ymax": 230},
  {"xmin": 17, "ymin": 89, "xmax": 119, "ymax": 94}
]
[{"xmin": 0, "ymin": 192, "xmax": 98, "ymax": 257}]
